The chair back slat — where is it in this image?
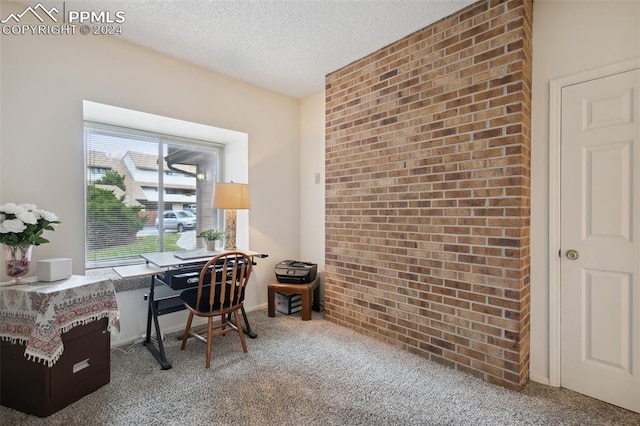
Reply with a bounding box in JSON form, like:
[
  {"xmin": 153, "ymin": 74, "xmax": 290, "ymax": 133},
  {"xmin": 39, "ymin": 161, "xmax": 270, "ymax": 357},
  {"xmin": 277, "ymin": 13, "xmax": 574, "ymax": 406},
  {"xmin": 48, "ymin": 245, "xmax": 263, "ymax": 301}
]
[
  {"xmin": 230, "ymin": 255, "xmax": 241, "ymax": 305},
  {"xmin": 217, "ymin": 257, "xmax": 229, "ymax": 308}
]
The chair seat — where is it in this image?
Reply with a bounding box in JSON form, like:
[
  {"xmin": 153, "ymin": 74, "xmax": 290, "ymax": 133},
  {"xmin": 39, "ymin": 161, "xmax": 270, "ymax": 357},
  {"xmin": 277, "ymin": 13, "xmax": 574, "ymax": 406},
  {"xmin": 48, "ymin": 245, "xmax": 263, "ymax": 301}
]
[{"xmin": 181, "ymin": 284, "xmax": 245, "ymax": 313}]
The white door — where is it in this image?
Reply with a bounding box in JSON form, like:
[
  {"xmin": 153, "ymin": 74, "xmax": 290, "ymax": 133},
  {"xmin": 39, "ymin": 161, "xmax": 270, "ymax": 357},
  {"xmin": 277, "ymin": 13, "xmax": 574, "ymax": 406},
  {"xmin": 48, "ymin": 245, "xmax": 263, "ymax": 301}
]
[{"xmin": 560, "ymin": 68, "xmax": 640, "ymax": 413}]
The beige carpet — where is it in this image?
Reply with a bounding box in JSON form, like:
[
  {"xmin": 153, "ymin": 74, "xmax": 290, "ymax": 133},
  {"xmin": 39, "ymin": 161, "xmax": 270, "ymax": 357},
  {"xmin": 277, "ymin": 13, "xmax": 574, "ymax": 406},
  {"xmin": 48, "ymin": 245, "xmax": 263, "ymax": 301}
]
[{"xmin": 1, "ymin": 309, "xmax": 638, "ymax": 425}]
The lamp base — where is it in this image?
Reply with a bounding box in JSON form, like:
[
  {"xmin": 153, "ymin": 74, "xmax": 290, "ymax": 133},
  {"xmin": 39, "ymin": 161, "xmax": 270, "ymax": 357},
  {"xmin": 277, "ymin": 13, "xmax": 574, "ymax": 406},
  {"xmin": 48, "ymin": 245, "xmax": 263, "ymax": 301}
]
[{"xmin": 224, "ymin": 209, "xmax": 237, "ymax": 251}]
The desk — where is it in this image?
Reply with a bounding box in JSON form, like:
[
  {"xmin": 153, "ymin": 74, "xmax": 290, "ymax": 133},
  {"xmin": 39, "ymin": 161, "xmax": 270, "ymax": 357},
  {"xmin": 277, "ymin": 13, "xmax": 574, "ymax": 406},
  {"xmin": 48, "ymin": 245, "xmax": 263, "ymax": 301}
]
[
  {"xmin": 114, "ymin": 249, "xmax": 265, "ymax": 370},
  {"xmin": 0, "ymin": 276, "xmax": 120, "ymax": 416}
]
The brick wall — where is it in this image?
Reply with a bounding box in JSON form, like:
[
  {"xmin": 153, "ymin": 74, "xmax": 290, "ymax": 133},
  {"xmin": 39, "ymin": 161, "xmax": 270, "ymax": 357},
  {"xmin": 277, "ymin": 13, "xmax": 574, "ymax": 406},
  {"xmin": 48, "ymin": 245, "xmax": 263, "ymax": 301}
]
[{"xmin": 324, "ymin": 0, "xmax": 532, "ymax": 389}]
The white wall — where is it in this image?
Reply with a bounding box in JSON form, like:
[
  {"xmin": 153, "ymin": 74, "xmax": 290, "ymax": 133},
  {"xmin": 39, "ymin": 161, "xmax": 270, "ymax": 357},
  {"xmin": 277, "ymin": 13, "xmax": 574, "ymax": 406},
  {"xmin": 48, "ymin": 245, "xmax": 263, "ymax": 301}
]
[
  {"xmin": 530, "ymin": 0, "xmax": 640, "ymax": 383},
  {"xmin": 0, "ymin": 1, "xmax": 301, "ymax": 345},
  {"xmin": 299, "ymin": 92, "xmax": 325, "ymax": 282},
  {"xmin": 0, "ymin": 1, "xmax": 3, "ymax": 204}
]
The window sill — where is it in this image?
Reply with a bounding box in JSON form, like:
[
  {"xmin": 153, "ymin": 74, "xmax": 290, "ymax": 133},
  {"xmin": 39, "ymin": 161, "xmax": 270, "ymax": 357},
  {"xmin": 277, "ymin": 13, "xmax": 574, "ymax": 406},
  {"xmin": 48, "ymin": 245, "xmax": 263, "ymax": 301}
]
[{"xmin": 86, "ymin": 267, "xmax": 150, "ymax": 293}]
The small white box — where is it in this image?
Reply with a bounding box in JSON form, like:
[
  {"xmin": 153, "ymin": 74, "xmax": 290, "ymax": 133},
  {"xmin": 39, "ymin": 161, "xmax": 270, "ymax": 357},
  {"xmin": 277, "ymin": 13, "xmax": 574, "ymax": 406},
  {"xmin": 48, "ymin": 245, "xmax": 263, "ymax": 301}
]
[{"xmin": 37, "ymin": 258, "xmax": 72, "ymax": 282}]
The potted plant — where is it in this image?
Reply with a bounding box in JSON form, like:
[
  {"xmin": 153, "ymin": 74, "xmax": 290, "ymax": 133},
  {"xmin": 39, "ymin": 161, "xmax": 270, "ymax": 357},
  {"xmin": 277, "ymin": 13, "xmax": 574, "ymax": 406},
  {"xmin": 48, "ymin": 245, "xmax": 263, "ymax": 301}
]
[{"xmin": 198, "ymin": 229, "xmax": 224, "ymax": 251}]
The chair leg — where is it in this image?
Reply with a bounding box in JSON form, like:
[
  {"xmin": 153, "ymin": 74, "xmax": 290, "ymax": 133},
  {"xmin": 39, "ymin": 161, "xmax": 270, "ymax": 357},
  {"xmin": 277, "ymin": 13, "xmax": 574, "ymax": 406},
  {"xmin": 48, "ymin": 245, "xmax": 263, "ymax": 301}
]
[
  {"xmin": 221, "ymin": 314, "xmax": 227, "ymax": 335},
  {"xmin": 234, "ymin": 309, "xmax": 248, "ymax": 353},
  {"xmin": 181, "ymin": 312, "xmax": 194, "ymax": 350},
  {"xmin": 206, "ymin": 317, "xmax": 213, "ymax": 368}
]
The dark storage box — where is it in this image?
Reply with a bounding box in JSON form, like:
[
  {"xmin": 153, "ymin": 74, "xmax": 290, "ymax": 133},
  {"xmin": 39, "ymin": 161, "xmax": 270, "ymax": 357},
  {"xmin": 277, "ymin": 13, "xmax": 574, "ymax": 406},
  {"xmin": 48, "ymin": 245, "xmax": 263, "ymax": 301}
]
[
  {"xmin": 159, "ymin": 262, "xmax": 209, "ymax": 290},
  {"xmin": 160, "ymin": 258, "xmax": 251, "ymax": 290},
  {"xmin": 0, "ymin": 318, "xmax": 110, "ymax": 417},
  {"xmin": 275, "ymin": 293, "xmax": 302, "ymax": 315}
]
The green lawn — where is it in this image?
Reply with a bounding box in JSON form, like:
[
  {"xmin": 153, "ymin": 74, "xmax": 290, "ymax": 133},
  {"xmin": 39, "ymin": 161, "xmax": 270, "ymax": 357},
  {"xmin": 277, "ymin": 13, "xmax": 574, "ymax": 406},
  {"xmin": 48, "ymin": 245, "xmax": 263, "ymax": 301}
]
[{"xmin": 87, "ymin": 234, "xmax": 182, "ymax": 260}]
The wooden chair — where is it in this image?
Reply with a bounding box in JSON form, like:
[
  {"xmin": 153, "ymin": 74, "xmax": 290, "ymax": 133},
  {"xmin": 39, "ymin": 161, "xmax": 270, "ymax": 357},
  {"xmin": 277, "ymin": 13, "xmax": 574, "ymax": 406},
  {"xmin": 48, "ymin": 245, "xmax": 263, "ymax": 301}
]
[{"xmin": 180, "ymin": 251, "xmax": 253, "ymax": 368}]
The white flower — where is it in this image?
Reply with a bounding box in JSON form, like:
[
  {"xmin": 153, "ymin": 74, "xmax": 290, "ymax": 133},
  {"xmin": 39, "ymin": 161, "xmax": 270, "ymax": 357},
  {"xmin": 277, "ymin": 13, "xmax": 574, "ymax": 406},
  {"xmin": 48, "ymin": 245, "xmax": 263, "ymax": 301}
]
[
  {"xmin": 0, "ymin": 202, "xmax": 60, "ymax": 246},
  {"xmin": 16, "ymin": 210, "xmax": 37, "ymax": 225},
  {"xmin": 1, "ymin": 218, "xmax": 26, "ymax": 233},
  {"xmin": 0, "ymin": 203, "xmax": 19, "ymax": 215},
  {"xmin": 39, "ymin": 210, "xmax": 59, "ymax": 222},
  {"xmin": 19, "ymin": 203, "xmax": 36, "ymax": 211}
]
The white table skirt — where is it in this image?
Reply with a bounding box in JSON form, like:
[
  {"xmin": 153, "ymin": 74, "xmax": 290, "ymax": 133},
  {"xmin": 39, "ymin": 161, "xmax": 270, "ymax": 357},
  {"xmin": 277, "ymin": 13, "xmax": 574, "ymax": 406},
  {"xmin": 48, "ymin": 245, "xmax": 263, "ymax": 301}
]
[{"xmin": 0, "ymin": 275, "xmax": 120, "ymax": 366}]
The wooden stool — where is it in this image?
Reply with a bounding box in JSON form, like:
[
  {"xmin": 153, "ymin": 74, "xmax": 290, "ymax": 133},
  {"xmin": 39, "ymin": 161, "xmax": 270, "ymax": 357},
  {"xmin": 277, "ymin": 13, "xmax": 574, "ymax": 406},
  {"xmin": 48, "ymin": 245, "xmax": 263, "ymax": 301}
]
[{"xmin": 268, "ymin": 277, "xmax": 320, "ymax": 321}]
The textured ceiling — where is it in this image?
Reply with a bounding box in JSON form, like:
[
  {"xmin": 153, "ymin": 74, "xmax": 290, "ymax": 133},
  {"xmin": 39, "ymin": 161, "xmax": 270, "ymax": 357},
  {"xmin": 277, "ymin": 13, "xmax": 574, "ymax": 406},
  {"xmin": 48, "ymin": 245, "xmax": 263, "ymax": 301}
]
[{"xmin": 59, "ymin": 1, "xmax": 476, "ymax": 99}]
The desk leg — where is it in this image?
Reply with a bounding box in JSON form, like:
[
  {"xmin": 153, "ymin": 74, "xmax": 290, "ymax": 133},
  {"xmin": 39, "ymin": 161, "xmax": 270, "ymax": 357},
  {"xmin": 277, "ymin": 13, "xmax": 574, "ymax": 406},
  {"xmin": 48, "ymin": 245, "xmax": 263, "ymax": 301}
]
[
  {"xmin": 312, "ymin": 284, "xmax": 321, "ymax": 312},
  {"xmin": 226, "ymin": 306, "xmax": 257, "ymax": 339},
  {"xmin": 143, "ymin": 275, "xmax": 172, "ymax": 370},
  {"xmin": 240, "ymin": 306, "xmax": 257, "ymax": 339}
]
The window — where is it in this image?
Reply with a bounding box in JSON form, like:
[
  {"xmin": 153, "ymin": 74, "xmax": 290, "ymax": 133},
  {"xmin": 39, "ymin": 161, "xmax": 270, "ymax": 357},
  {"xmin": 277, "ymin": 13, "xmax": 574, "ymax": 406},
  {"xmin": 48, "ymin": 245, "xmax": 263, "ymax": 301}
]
[
  {"xmin": 85, "ymin": 123, "xmax": 224, "ymax": 269},
  {"xmin": 88, "ymin": 166, "xmax": 111, "ymax": 180}
]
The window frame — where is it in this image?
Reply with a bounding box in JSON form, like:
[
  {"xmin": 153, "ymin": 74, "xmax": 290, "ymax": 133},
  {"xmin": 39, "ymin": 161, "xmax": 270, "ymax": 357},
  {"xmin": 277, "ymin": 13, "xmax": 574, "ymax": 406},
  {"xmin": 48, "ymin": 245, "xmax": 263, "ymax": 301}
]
[{"xmin": 84, "ymin": 121, "xmax": 225, "ymax": 270}]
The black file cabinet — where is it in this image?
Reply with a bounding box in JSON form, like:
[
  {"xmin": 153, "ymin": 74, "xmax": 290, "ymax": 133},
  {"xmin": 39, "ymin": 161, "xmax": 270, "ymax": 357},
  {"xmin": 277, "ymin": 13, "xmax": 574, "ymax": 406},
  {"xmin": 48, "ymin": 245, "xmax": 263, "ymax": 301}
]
[{"xmin": 0, "ymin": 318, "xmax": 110, "ymax": 417}]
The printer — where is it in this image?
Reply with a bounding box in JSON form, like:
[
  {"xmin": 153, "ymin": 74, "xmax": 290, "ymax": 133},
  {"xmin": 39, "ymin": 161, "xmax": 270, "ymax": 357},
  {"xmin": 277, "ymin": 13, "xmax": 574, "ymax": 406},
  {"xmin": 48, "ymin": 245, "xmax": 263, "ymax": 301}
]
[{"xmin": 275, "ymin": 260, "xmax": 318, "ymax": 284}]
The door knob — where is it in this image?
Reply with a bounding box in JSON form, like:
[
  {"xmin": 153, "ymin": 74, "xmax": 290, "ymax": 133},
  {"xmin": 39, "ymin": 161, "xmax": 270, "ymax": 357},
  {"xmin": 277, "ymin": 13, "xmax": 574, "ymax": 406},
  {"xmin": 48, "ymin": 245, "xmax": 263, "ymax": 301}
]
[{"xmin": 566, "ymin": 249, "xmax": 579, "ymax": 260}]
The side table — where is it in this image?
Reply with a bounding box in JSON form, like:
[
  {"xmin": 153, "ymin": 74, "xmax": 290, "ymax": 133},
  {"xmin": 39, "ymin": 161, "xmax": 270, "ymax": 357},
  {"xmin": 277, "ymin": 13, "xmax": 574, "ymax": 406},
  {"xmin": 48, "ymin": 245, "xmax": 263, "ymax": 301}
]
[{"xmin": 267, "ymin": 277, "xmax": 320, "ymax": 321}]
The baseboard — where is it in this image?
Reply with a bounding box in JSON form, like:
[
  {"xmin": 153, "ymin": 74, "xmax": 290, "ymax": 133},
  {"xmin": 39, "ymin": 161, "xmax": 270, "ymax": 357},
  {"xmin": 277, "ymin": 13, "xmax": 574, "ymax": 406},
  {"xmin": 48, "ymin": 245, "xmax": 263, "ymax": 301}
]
[
  {"xmin": 111, "ymin": 303, "xmax": 269, "ymax": 347},
  {"xmin": 245, "ymin": 303, "xmax": 267, "ymax": 312},
  {"xmin": 529, "ymin": 372, "xmax": 551, "ymax": 386}
]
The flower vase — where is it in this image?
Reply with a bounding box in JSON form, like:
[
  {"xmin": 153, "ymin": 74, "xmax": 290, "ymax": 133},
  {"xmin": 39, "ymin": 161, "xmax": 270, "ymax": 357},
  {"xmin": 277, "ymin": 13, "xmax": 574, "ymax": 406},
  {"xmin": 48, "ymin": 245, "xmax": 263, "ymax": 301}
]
[
  {"xmin": 205, "ymin": 240, "xmax": 218, "ymax": 251},
  {"xmin": 2, "ymin": 243, "xmax": 33, "ymax": 284}
]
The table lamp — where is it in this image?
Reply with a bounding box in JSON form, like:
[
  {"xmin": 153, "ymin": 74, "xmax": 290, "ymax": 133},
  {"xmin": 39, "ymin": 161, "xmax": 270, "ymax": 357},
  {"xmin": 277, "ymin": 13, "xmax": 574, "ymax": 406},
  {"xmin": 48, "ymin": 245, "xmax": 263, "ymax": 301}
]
[{"xmin": 213, "ymin": 182, "xmax": 250, "ymax": 250}]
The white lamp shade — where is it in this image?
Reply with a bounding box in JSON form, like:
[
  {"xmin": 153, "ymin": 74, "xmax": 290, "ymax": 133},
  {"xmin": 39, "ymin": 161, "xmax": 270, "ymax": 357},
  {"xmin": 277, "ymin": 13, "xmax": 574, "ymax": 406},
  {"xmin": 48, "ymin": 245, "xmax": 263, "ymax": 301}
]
[{"xmin": 213, "ymin": 183, "xmax": 250, "ymax": 210}]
